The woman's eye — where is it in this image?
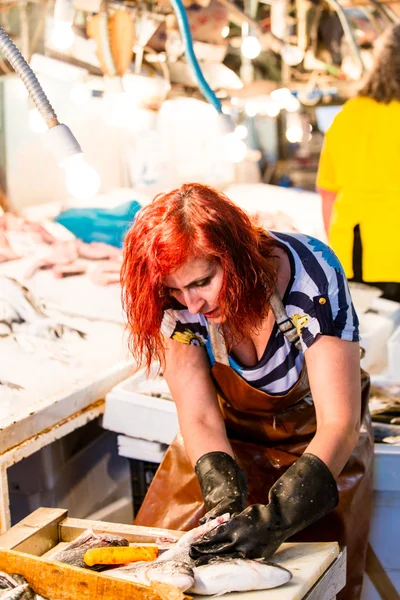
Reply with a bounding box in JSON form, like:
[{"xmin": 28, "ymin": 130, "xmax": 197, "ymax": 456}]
[{"xmin": 195, "ymin": 278, "xmax": 211, "ymax": 288}]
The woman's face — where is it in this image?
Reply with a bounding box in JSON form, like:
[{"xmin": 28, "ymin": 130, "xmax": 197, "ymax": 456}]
[{"xmin": 164, "ymin": 257, "xmax": 224, "ymax": 321}]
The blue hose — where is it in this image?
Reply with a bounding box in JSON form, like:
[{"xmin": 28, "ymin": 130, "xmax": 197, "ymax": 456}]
[{"xmin": 169, "ymin": 0, "xmax": 222, "ymax": 114}]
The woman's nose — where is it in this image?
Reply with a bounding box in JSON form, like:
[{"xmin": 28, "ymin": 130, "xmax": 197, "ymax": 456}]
[{"xmin": 184, "ymin": 289, "xmax": 204, "ymax": 314}]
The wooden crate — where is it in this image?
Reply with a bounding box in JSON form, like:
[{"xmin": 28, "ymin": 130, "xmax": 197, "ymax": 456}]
[{"xmin": 0, "ymin": 507, "xmax": 184, "ymax": 600}]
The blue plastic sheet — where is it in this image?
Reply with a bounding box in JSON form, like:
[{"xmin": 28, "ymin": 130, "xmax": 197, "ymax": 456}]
[{"xmin": 54, "ymin": 200, "xmax": 142, "ymax": 248}]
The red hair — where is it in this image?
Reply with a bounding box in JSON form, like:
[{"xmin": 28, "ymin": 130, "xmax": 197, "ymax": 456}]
[{"xmin": 121, "ymin": 183, "xmax": 277, "ymax": 370}]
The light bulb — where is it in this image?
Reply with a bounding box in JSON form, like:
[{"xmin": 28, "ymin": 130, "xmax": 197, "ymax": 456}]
[
  {"xmin": 223, "ymin": 133, "xmax": 247, "ymax": 163},
  {"xmin": 235, "ymin": 125, "xmax": 248, "ymax": 139},
  {"xmin": 245, "ymin": 102, "xmax": 258, "ymax": 117},
  {"xmin": 262, "ymin": 98, "xmax": 280, "ymax": 118},
  {"xmin": 50, "ymin": 21, "xmax": 75, "ymax": 51},
  {"xmin": 61, "ymin": 154, "xmax": 100, "ymax": 200},
  {"xmin": 281, "ymin": 45, "xmax": 304, "ymax": 66},
  {"xmin": 221, "ymin": 26, "xmax": 230, "ymax": 38},
  {"xmin": 270, "ymin": 88, "xmax": 300, "ymax": 112},
  {"xmin": 241, "ymin": 36, "xmax": 261, "ymax": 60},
  {"xmin": 29, "ymin": 108, "xmax": 48, "ymax": 133},
  {"xmin": 286, "ymin": 125, "xmax": 303, "ymax": 143}
]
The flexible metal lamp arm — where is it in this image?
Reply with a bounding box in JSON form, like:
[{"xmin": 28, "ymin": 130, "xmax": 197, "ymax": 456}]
[{"xmin": 0, "ymin": 26, "xmax": 82, "ymax": 161}]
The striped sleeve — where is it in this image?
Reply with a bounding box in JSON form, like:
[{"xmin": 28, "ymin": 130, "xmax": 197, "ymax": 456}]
[{"xmin": 299, "ymin": 240, "xmax": 360, "ymax": 351}]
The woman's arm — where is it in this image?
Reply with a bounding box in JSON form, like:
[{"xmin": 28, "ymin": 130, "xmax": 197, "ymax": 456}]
[
  {"xmin": 163, "ymin": 335, "xmax": 233, "ymax": 466},
  {"xmin": 305, "ymin": 335, "xmax": 361, "ymax": 478},
  {"xmin": 316, "ymin": 185, "xmax": 337, "ymax": 236}
]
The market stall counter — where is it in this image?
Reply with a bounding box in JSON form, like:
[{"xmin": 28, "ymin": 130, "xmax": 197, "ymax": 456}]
[
  {"xmin": 0, "ymin": 253, "xmax": 133, "ymax": 533},
  {"xmin": 0, "ymin": 507, "xmax": 346, "ymax": 600}
]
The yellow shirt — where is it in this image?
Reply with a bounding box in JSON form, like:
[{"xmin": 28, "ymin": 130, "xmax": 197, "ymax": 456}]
[{"xmin": 316, "ymin": 96, "xmax": 400, "ymax": 282}]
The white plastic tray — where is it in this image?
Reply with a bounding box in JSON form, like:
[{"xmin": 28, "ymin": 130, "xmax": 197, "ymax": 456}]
[{"xmin": 103, "ymin": 363, "xmax": 179, "ymax": 445}]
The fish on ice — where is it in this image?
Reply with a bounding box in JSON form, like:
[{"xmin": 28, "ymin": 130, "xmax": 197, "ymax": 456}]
[{"xmin": 0, "ymin": 276, "xmax": 86, "ymax": 340}]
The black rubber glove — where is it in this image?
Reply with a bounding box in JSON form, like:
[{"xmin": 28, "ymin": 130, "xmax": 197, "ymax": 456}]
[
  {"xmin": 190, "ymin": 453, "xmax": 338, "ymax": 563},
  {"xmin": 195, "ymin": 452, "xmax": 248, "ymax": 524}
]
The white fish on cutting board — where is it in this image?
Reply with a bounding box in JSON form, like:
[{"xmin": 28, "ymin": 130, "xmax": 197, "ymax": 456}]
[
  {"xmin": 107, "ymin": 515, "xmax": 292, "ymax": 595},
  {"xmin": 192, "ymin": 557, "xmax": 291, "ymax": 595}
]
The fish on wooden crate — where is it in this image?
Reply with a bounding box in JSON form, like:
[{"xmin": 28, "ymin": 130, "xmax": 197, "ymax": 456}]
[
  {"xmin": 50, "ymin": 529, "xmax": 129, "ymax": 571},
  {"xmin": 106, "ymin": 515, "xmax": 292, "ymax": 595}
]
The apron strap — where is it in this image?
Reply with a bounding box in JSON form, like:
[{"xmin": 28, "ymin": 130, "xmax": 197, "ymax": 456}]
[
  {"xmin": 208, "ymin": 291, "xmax": 302, "ymax": 363},
  {"xmin": 209, "ymin": 322, "xmax": 230, "ymax": 366},
  {"xmin": 269, "ymin": 292, "xmax": 302, "ymax": 351}
]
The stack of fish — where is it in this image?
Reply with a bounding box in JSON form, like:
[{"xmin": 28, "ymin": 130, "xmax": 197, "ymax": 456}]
[
  {"xmin": 370, "ymin": 382, "xmax": 400, "ymax": 444},
  {"xmin": 0, "ymin": 572, "xmax": 48, "ymax": 600},
  {"xmin": 52, "ymin": 517, "xmax": 292, "ymax": 596}
]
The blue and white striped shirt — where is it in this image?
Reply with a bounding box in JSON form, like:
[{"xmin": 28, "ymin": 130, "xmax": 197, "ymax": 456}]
[{"xmin": 161, "ymin": 232, "xmax": 359, "ymax": 395}]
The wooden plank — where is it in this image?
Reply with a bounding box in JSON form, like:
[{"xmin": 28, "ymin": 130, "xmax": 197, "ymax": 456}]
[
  {"xmin": 0, "ymin": 464, "xmax": 10, "ymax": 535},
  {"xmin": 302, "ymin": 548, "xmax": 346, "ymax": 600},
  {"xmin": 0, "ymin": 548, "xmax": 161, "ymax": 600},
  {"xmin": 0, "ymin": 401, "xmax": 105, "ymax": 470},
  {"xmin": 42, "ymin": 542, "xmax": 69, "ymax": 559},
  {"xmin": 60, "ymin": 518, "xmax": 184, "ymax": 543},
  {"xmin": 0, "ymin": 361, "xmax": 132, "ymax": 455},
  {"xmin": 365, "ymin": 544, "xmax": 399, "ymax": 600},
  {"xmin": 0, "ymin": 507, "xmax": 68, "ymax": 555}
]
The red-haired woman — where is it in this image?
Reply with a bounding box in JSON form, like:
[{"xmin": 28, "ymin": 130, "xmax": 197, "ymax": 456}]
[{"xmin": 121, "ymin": 183, "xmax": 373, "ymax": 600}]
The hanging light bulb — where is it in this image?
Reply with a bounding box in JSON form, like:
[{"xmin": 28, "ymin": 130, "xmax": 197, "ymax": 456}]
[
  {"xmin": 49, "ymin": 0, "xmax": 75, "ymax": 51},
  {"xmin": 241, "ymin": 36, "xmax": 261, "ymax": 60},
  {"xmin": 223, "ymin": 133, "xmax": 247, "ymax": 163},
  {"xmin": 270, "ymin": 88, "xmax": 300, "ymax": 112},
  {"xmin": 286, "ymin": 125, "xmax": 303, "ymax": 143},
  {"xmin": 50, "ymin": 21, "xmax": 75, "ymax": 50},
  {"xmin": 235, "ymin": 124, "xmax": 248, "ymax": 139},
  {"xmin": 280, "ymin": 45, "xmax": 304, "ymax": 66},
  {"xmin": 285, "ymin": 112, "xmax": 303, "ymax": 143},
  {"xmin": 221, "ymin": 26, "xmax": 230, "ymax": 38},
  {"xmin": 263, "ymin": 98, "xmax": 280, "ymax": 117},
  {"xmin": 61, "ymin": 154, "xmax": 100, "ymax": 201}
]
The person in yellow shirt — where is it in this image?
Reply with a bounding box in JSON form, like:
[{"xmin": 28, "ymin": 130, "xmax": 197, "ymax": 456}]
[{"xmin": 316, "ymin": 24, "xmax": 400, "ymax": 302}]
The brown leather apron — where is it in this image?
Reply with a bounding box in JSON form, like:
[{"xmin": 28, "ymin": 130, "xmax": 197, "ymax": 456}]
[{"xmin": 135, "ymin": 297, "xmax": 374, "ymax": 600}]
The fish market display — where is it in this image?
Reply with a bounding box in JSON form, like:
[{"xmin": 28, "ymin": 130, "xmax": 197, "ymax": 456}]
[
  {"xmin": 107, "ymin": 516, "xmax": 292, "ymax": 595},
  {"xmin": 0, "ymin": 276, "xmax": 86, "ymax": 341},
  {"xmin": 24, "ymin": 239, "xmax": 122, "ymax": 285},
  {"xmin": 0, "ymin": 572, "xmax": 47, "ymax": 600},
  {"xmin": 50, "ymin": 529, "xmax": 129, "ymax": 570},
  {"xmin": 370, "ymin": 383, "xmax": 400, "ymax": 444}
]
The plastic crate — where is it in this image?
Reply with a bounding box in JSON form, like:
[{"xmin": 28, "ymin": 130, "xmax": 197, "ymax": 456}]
[
  {"xmin": 9, "ymin": 425, "xmax": 132, "ymax": 525},
  {"xmin": 129, "ymin": 459, "xmax": 160, "ymax": 517}
]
